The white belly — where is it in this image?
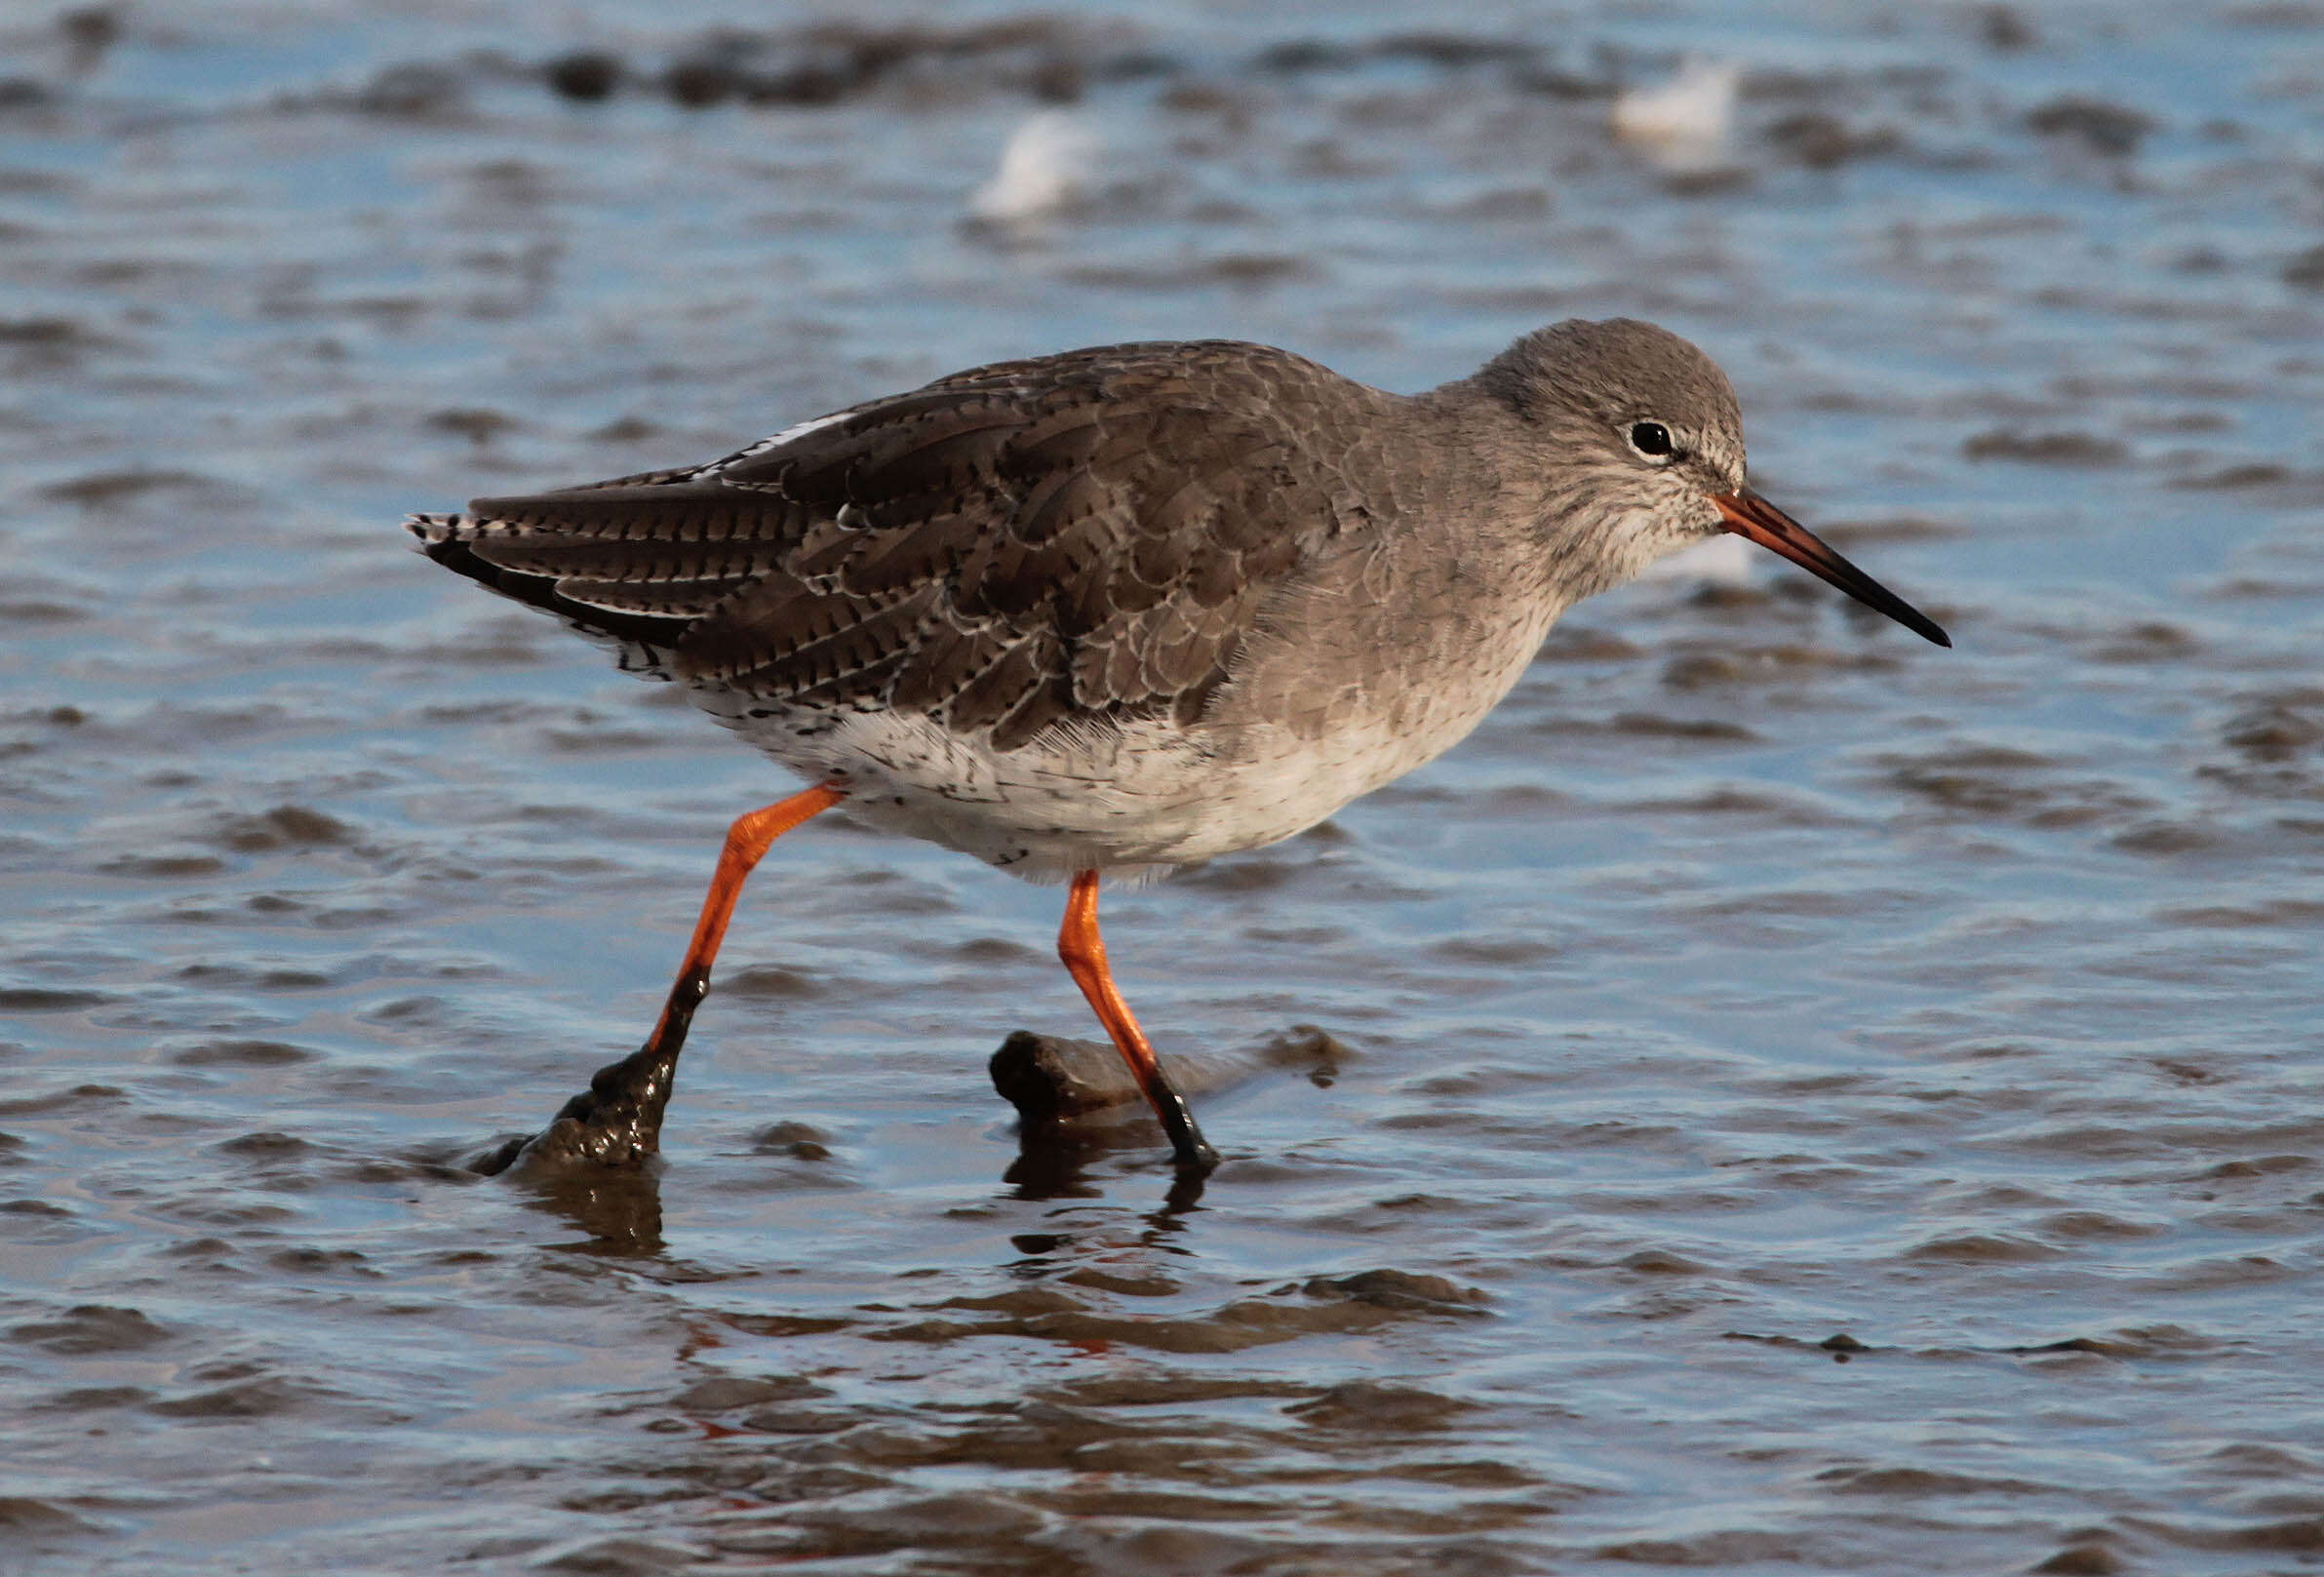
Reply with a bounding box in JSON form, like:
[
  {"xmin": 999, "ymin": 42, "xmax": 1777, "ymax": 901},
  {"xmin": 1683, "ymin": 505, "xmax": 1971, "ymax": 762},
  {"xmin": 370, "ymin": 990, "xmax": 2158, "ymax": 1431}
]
[{"xmin": 691, "ymin": 594, "xmax": 1559, "ymax": 883}]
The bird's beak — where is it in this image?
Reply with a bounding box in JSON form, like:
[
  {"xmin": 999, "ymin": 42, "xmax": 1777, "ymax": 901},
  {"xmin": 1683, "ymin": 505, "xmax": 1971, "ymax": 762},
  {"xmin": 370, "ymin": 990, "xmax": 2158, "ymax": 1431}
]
[{"xmin": 1712, "ymin": 489, "xmax": 1950, "ymax": 648}]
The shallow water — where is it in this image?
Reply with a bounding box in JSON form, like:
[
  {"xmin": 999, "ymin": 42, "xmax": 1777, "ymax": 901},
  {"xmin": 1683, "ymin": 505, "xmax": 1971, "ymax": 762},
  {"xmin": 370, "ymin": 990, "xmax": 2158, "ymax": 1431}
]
[{"xmin": 5, "ymin": 2, "xmax": 2323, "ymax": 1572}]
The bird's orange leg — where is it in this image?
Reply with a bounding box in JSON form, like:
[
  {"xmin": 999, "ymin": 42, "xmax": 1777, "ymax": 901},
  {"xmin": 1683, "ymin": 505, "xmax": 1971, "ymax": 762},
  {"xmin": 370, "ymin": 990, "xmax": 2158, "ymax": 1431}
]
[
  {"xmin": 1056, "ymin": 871, "xmax": 1220, "ymax": 1171},
  {"xmin": 500, "ymin": 783, "xmax": 847, "ymax": 1173},
  {"xmin": 641, "ymin": 783, "xmax": 847, "ymax": 1058}
]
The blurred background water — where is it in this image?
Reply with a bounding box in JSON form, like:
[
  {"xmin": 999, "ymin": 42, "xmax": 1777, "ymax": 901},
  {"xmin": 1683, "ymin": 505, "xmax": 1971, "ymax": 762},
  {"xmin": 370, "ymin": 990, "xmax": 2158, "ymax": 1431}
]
[{"xmin": 4, "ymin": 2, "xmax": 2323, "ymax": 1572}]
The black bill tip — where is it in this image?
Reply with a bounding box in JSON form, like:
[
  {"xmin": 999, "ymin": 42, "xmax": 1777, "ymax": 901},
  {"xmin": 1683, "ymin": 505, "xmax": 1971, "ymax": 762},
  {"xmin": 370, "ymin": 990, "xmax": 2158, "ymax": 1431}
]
[{"xmin": 1712, "ymin": 489, "xmax": 1951, "ymax": 649}]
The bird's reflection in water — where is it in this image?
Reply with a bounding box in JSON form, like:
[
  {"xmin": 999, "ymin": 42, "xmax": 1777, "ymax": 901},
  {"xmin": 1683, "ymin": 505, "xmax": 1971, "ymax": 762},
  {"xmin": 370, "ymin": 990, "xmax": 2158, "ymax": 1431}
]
[
  {"xmin": 514, "ymin": 1162, "xmax": 667, "ymax": 1257},
  {"xmin": 1005, "ymin": 1121, "xmax": 1210, "ymax": 1223},
  {"xmin": 475, "ymin": 1112, "xmax": 1204, "ymax": 1263}
]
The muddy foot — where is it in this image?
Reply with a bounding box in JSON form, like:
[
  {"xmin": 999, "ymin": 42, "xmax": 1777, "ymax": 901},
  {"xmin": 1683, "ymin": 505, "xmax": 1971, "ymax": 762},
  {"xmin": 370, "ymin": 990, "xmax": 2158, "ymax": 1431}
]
[
  {"xmin": 990, "ymin": 1023, "xmax": 1348, "ymax": 1143},
  {"xmin": 467, "ymin": 1038, "xmax": 681, "ymax": 1177}
]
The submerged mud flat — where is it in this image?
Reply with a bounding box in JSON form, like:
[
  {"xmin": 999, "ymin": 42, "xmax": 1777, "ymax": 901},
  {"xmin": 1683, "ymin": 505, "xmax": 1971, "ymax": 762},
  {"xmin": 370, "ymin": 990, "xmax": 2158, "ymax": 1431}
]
[{"xmin": 3, "ymin": 1, "xmax": 2323, "ymax": 1572}]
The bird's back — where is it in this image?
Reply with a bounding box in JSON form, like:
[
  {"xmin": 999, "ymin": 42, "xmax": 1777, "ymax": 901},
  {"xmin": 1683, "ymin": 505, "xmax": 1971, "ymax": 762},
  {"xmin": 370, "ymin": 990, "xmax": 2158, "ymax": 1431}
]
[{"xmin": 412, "ymin": 340, "xmax": 1403, "ymax": 754}]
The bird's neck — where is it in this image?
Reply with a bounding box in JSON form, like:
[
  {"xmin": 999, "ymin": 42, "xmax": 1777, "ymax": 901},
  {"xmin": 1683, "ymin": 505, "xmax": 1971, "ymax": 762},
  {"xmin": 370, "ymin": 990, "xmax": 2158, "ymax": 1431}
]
[{"xmin": 1400, "ymin": 378, "xmax": 1642, "ymax": 611}]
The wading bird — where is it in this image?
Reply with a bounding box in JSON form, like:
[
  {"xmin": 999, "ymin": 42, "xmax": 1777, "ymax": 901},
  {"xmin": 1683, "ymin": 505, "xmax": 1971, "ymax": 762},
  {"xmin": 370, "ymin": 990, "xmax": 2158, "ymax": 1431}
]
[{"xmin": 411, "ymin": 319, "xmax": 1947, "ymax": 1173}]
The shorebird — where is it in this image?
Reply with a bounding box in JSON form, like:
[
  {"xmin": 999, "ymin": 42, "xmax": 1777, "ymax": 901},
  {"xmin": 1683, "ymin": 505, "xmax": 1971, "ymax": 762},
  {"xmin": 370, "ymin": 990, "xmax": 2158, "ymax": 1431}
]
[{"xmin": 410, "ymin": 319, "xmax": 1948, "ymax": 1173}]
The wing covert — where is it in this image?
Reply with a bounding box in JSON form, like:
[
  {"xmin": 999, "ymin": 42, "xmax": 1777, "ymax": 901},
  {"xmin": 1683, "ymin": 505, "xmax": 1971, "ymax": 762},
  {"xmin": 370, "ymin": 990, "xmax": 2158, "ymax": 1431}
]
[{"xmin": 410, "ymin": 341, "xmax": 1380, "ymax": 749}]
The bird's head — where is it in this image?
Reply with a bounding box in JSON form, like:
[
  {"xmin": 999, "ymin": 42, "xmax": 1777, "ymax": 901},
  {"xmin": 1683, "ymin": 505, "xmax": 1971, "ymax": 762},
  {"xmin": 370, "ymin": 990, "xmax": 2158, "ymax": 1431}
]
[{"xmin": 1477, "ymin": 318, "xmax": 1950, "ymax": 647}]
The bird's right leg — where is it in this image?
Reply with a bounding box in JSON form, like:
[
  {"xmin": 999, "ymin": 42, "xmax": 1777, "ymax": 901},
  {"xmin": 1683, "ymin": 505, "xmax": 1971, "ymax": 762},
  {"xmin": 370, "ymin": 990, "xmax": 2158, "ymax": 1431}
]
[
  {"xmin": 1056, "ymin": 871, "xmax": 1221, "ymax": 1173},
  {"xmin": 491, "ymin": 783, "xmax": 846, "ymax": 1171}
]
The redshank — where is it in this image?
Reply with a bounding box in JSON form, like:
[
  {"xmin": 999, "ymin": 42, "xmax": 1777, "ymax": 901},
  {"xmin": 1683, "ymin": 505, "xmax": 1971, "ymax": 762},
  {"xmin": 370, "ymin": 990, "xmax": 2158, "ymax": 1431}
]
[{"xmin": 410, "ymin": 318, "xmax": 1948, "ymax": 1173}]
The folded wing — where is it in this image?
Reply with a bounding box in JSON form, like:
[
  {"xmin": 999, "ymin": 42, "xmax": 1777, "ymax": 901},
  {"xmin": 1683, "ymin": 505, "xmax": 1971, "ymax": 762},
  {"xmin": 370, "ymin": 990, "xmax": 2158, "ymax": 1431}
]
[{"xmin": 410, "ymin": 342, "xmax": 1374, "ymax": 751}]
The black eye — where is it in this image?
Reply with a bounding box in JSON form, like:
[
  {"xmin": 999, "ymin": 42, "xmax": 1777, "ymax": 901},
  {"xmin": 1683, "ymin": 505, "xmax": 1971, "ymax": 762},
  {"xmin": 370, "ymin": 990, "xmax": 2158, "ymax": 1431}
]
[{"xmin": 1628, "ymin": 420, "xmax": 1675, "ymax": 458}]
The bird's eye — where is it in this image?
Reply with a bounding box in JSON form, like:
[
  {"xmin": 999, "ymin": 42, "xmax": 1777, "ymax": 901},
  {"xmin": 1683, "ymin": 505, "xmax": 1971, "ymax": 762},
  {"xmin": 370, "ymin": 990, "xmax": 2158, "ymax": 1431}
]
[{"xmin": 1628, "ymin": 420, "xmax": 1676, "ymax": 458}]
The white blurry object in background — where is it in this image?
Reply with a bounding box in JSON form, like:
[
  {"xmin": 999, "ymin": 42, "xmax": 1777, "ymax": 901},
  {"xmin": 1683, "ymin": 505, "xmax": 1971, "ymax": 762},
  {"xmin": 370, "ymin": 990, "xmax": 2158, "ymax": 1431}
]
[
  {"xmin": 1610, "ymin": 58, "xmax": 1742, "ymax": 170},
  {"xmin": 967, "ymin": 111, "xmax": 1098, "ymax": 225},
  {"xmin": 1636, "ymin": 532, "xmax": 1757, "ymax": 585}
]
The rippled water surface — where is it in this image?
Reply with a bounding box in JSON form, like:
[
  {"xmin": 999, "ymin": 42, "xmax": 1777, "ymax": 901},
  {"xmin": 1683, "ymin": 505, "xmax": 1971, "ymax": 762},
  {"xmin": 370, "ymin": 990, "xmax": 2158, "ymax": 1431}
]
[{"xmin": 6, "ymin": 2, "xmax": 2324, "ymax": 1571}]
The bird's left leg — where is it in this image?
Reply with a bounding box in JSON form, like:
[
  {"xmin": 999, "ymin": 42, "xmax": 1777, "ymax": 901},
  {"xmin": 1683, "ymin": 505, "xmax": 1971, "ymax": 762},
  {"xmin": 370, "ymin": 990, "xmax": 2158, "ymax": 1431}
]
[
  {"xmin": 483, "ymin": 782, "xmax": 846, "ymax": 1173},
  {"xmin": 635, "ymin": 783, "xmax": 847, "ymax": 1063}
]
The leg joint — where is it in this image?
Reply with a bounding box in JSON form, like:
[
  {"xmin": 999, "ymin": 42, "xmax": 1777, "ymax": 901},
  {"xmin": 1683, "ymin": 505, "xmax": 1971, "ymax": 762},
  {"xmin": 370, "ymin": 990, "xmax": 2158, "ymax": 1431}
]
[{"xmin": 1056, "ymin": 926, "xmax": 1103, "ymax": 974}]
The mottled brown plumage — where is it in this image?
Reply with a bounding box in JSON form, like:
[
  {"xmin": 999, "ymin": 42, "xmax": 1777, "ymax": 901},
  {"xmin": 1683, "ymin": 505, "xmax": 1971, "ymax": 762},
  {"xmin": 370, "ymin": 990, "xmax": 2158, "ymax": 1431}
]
[
  {"xmin": 410, "ymin": 320, "xmax": 1947, "ymax": 1173},
  {"xmin": 420, "ymin": 340, "xmax": 1392, "ymax": 755}
]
